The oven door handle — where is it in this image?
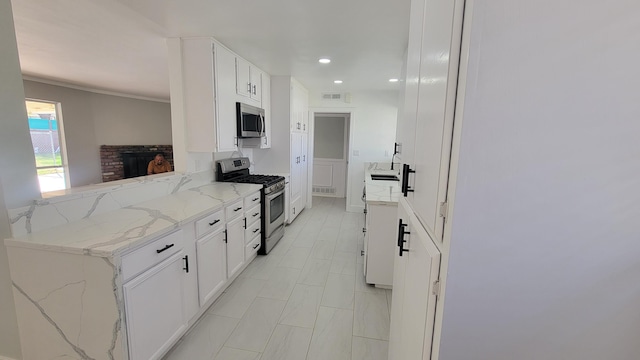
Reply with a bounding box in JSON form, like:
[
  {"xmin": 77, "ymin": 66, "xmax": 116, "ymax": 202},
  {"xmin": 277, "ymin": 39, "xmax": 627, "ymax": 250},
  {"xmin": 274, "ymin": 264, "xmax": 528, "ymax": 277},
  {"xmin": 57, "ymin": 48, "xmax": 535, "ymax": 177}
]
[{"xmin": 265, "ymin": 187, "xmax": 285, "ymax": 202}]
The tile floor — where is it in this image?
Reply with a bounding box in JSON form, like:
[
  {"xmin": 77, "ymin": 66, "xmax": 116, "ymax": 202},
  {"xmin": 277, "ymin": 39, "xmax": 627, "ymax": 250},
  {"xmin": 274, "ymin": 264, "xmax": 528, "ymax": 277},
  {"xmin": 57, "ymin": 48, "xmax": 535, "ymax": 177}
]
[{"xmin": 163, "ymin": 197, "xmax": 391, "ymax": 360}]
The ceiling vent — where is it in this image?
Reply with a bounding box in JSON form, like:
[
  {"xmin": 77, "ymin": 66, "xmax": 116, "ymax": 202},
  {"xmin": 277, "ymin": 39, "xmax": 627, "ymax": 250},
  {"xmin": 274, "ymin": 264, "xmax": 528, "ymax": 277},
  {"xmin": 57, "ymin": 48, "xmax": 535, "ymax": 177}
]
[{"xmin": 321, "ymin": 92, "xmax": 351, "ymax": 103}]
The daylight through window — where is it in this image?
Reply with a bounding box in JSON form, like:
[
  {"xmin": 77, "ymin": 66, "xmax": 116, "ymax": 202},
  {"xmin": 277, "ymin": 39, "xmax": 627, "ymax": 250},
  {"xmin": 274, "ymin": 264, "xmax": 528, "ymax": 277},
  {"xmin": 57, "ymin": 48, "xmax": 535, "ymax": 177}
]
[{"xmin": 26, "ymin": 100, "xmax": 68, "ymax": 192}]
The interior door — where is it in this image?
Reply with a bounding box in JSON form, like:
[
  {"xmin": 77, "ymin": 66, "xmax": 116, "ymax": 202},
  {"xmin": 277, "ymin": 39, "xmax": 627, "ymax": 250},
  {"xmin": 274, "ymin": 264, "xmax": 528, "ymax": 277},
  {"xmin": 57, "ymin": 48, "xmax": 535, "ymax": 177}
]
[{"xmin": 409, "ymin": 0, "xmax": 461, "ymax": 242}]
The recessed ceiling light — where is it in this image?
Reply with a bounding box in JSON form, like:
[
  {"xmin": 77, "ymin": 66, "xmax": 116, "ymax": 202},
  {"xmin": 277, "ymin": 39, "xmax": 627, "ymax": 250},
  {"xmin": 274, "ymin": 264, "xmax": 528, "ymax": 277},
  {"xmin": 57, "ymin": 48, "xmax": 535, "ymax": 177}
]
[
  {"xmin": 389, "ymin": 78, "xmax": 399, "ymax": 82},
  {"xmin": 334, "ymin": 80, "xmax": 343, "ymax": 84},
  {"xmin": 319, "ymin": 58, "xmax": 331, "ymax": 64}
]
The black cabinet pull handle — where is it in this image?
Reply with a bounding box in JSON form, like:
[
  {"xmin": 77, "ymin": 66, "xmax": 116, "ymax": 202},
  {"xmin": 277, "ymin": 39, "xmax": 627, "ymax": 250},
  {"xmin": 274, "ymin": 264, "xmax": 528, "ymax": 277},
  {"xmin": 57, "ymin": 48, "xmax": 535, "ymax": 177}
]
[
  {"xmin": 156, "ymin": 244, "xmax": 174, "ymax": 253},
  {"xmin": 183, "ymin": 255, "xmax": 189, "ymax": 273},
  {"xmin": 253, "ymin": 243, "xmax": 260, "ymax": 249},
  {"xmin": 253, "ymin": 212, "xmax": 260, "ymax": 217},
  {"xmin": 398, "ymin": 219, "xmax": 410, "ymax": 256},
  {"xmin": 223, "ymin": 230, "xmax": 228, "ymax": 243},
  {"xmin": 402, "ymin": 164, "xmax": 416, "ymax": 197},
  {"xmin": 208, "ymin": 219, "xmax": 220, "ymax": 226},
  {"xmin": 244, "ymin": 217, "xmax": 247, "ymax": 229},
  {"xmin": 253, "ymin": 197, "xmax": 259, "ymax": 201},
  {"xmin": 234, "ymin": 207, "xmax": 242, "ymax": 212},
  {"xmin": 253, "ymin": 228, "xmax": 260, "ymax": 233}
]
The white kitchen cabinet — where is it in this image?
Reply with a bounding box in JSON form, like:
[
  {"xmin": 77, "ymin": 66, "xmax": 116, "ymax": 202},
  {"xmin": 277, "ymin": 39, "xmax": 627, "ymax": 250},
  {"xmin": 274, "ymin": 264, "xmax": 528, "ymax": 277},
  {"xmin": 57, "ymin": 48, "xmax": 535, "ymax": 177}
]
[
  {"xmin": 236, "ymin": 57, "xmax": 262, "ymax": 105},
  {"xmin": 363, "ymin": 202, "xmax": 397, "ymax": 287},
  {"xmin": 196, "ymin": 229, "xmax": 227, "ymax": 306},
  {"xmin": 225, "ymin": 215, "xmax": 245, "ymax": 279},
  {"xmin": 123, "ymin": 251, "xmax": 188, "ymax": 360},
  {"xmin": 289, "ymin": 131, "xmax": 308, "ymax": 222},
  {"xmin": 388, "ymin": 198, "xmax": 441, "ymax": 360},
  {"xmin": 171, "ymin": 38, "xmax": 237, "ymax": 153},
  {"xmin": 290, "ymin": 79, "xmax": 309, "ymax": 132},
  {"xmin": 261, "ymin": 73, "xmax": 272, "ymax": 148},
  {"xmin": 398, "ymin": 0, "xmax": 460, "ymax": 244}
]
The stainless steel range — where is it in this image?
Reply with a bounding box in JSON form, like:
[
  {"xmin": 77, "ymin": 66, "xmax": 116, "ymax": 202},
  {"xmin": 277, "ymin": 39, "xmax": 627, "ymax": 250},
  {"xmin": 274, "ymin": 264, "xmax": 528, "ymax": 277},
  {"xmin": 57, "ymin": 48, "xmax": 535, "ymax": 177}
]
[{"xmin": 216, "ymin": 158, "xmax": 285, "ymax": 254}]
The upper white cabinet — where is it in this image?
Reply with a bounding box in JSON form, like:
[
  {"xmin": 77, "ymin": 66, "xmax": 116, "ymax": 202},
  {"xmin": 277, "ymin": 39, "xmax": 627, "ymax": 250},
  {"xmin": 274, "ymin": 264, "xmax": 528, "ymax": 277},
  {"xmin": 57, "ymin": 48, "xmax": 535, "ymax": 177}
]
[
  {"xmin": 397, "ymin": 0, "xmax": 460, "ymax": 244},
  {"xmin": 169, "ymin": 38, "xmax": 237, "ymax": 153},
  {"xmin": 290, "ymin": 80, "xmax": 309, "ymax": 132},
  {"xmin": 236, "ymin": 57, "xmax": 262, "ymax": 105}
]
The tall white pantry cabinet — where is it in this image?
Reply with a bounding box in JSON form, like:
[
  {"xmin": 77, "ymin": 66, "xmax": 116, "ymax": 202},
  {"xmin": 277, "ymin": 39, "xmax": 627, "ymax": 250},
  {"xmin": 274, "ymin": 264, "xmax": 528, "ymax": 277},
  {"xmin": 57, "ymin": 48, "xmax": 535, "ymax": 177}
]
[{"xmin": 391, "ymin": 0, "xmax": 640, "ymax": 359}]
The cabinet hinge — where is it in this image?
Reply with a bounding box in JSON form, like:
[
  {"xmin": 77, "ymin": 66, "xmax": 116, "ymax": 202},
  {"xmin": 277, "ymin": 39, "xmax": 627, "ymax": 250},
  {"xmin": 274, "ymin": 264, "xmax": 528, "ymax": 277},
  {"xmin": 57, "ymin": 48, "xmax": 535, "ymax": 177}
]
[
  {"xmin": 432, "ymin": 280, "xmax": 441, "ymax": 297},
  {"xmin": 439, "ymin": 201, "xmax": 448, "ymax": 220}
]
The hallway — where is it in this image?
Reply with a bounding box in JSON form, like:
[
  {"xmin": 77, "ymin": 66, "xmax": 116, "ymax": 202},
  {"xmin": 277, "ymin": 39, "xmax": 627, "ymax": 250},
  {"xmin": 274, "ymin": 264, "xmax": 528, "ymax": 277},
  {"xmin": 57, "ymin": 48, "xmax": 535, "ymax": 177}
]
[{"xmin": 164, "ymin": 196, "xmax": 391, "ymax": 360}]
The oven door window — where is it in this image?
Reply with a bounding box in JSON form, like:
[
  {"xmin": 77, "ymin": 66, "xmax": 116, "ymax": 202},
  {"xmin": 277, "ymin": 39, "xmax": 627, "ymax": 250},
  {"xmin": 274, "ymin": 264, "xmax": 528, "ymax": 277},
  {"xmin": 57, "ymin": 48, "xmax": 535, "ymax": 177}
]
[
  {"xmin": 270, "ymin": 192, "xmax": 285, "ymax": 223},
  {"xmin": 242, "ymin": 113, "xmax": 262, "ymax": 133}
]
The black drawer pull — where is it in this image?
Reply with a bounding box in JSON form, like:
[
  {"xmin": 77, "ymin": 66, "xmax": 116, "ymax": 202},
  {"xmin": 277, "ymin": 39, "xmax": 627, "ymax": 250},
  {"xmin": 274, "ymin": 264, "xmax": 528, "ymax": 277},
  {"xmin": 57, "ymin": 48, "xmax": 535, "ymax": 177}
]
[
  {"xmin": 401, "ymin": 164, "xmax": 416, "ymax": 197},
  {"xmin": 234, "ymin": 207, "xmax": 242, "ymax": 212},
  {"xmin": 183, "ymin": 255, "xmax": 189, "ymax": 273},
  {"xmin": 253, "ymin": 244, "xmax": 260, "ymax": 249},
  {"xmin": 253, "ymin": 228, "xmax": 260, "ymax": 233},
  {"xmin": 208, "ymin": 219, "xmax": 220, "ymax": 226},
  {"xmin": 252, "ymin": 197, "xmax": 259, "ymax": 201},
  {"xmin": 253, "ymin": 212, "xmax": 260, "ymax": 217},
  {"xmin": 156, "ymin": 244, "xmax": 174, "ymax": 254}
]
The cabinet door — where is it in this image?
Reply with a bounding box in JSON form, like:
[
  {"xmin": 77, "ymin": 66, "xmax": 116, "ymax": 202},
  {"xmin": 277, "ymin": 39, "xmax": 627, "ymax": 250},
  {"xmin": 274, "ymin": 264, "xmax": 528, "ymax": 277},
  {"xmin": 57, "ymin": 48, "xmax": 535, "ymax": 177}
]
[
  {"xmin": 226, "ymin": 216, "xmax": 245, "ymax": 279},
  {"xmin": 300, "ymin": 132, "xmax": 308, "ymax": 209},
  {"xmin": 406, "ymin": 0, "xmax": 460, "ymax": 243},
  {"xmin": 236, "ymin": 57, "xmax": 251, "ymax": 98},
  {"xmin": 388, "ymin": 201, "xmax": 410, "ymax": 360},
  {"xmin": 396, "ymin": 0, "xmax": 425, "ymax": 166},
  {"xmin": 196, "ymin": 230, "xmax": 227, "ymax": 306},
  {"xmin": 250, "ymin": 68, "xmax": 262, "ymax": 104},
  {"xmin": 389, "ymin": 198, "xmax": 441, "ymax": 360},
  {"xmin": 290, "ymin": 132, "xmax": 302, "ymax": 205},
  {"xmin": 261, "ymin": 73, "xmax": 271, "ymax": 148},
  {"xmin": 215, "ymin": 45, "xmax": 239, "ymax": 152},
  {"xmin": 124, "ymin": 252, "xmax": 187, "ymax": 360}
]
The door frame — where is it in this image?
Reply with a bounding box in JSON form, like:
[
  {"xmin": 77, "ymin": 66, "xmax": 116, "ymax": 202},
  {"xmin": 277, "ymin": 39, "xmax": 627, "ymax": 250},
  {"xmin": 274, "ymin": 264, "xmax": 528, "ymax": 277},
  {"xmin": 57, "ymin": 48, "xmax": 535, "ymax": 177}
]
[{"xmin": 309, "ymin": 107, "xmax": 356, "ymax": 211}]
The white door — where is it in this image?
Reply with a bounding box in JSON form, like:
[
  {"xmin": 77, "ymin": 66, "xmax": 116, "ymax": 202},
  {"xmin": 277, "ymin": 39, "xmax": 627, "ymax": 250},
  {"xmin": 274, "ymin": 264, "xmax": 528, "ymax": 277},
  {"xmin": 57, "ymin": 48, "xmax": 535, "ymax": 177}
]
[
  {"xmin": 196, "ymin": 229, "xmax": 227, "ymax": 306},
  {"xmin": 214, "ymin": 44, "xmax": 238, "ymax": 152},
  {"xmin": 406, "ymin": 0, "xmax": 461, "ymax": 243},
  {"xmin": 226, "ymin": 216, "xmax": 245, "ymax": 278},
  {"xmin": 123, "ymin": 252, "xmax": 187, "ymax": 360},
  {"xmin": 312, "ymin": 114, "xmax": 349, "ymax": 198},
  {"xmin": 389, "ymin": 198, "xmax": 441, "ymax": 360}
]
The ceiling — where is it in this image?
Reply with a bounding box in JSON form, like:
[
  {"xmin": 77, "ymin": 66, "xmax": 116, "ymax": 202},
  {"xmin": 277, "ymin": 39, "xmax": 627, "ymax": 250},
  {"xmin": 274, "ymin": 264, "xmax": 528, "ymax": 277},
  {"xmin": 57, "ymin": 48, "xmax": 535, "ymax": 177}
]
[{"xmin": 11, "ymin": 0, "xmax": 411, "ymax": 100}]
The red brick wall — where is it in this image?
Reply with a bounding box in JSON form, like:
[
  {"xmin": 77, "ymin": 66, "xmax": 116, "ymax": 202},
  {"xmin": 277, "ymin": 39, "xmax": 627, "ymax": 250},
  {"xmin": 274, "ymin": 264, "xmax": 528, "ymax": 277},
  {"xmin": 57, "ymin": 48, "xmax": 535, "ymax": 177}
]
[{"xmin": 100, "ymin": 145, "xmax": 173, "ymax": 182}]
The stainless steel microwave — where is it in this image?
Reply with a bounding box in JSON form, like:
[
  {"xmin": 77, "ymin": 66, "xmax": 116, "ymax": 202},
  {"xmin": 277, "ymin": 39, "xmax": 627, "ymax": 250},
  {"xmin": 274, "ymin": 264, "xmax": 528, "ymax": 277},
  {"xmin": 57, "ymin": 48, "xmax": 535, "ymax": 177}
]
[{"xmin": 236, "ymin": 102, "xmax": 265, "ymax": 138}]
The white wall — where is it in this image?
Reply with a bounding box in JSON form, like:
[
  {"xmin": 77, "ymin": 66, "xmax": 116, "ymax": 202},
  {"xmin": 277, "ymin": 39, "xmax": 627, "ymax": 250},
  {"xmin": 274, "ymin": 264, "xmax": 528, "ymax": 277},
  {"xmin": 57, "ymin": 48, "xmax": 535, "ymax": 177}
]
[
  {"xmin": 309, "ymin": 90, "xmax": 398, "ymax": 212},
  {"xmin": 439, "ymin": 1, "xmax": 640, "ymax": 359},
  {"xmin": 0, "ymin": 0, "xmax": 41, "ymax": 357},
  {"xmin": 23, "ymin": 80, "xmax": 172, "ymax": 187}
]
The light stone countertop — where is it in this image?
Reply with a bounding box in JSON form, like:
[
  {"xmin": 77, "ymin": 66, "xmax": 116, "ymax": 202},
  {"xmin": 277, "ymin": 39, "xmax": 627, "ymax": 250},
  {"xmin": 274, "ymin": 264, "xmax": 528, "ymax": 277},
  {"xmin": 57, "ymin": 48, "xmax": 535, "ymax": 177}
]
[
  {"xmin": 364, "ymin": 162, "xmax": 402, "ymax": 205},
  {"xmin": 4, "ymin": 182, "xmax": 262, "ymax": 257}
]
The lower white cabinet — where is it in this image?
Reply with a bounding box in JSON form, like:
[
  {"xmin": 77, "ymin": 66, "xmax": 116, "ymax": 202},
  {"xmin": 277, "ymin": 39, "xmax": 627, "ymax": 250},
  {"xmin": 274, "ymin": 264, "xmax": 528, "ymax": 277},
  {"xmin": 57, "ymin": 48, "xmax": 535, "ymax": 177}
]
[
  {"xmin": 196, "ymin": 229, "xmax": 227, "ymax": 306},
  {"xmin": 388, "ymin": 198, "xmax": 441, "ymax": 360},
  {"xmin": 123, "ymin": 251, "xmax": 188, "ymax": 360},
  {"xmin": 226, "ymin": 215, "xmax": 245, "ymax": 278},
  {"xmin": 363, "ymin": 202, "xmax": 398, "ymax": 287}
]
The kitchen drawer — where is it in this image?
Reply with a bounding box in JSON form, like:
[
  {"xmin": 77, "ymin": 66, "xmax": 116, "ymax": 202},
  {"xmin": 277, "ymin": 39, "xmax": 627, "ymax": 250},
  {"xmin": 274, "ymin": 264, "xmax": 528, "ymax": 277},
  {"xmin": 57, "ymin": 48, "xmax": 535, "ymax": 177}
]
[
  {"xmin": 195, "ymin": 208, "xmax": 224, "ymax": 238},
  {"xmin": 244, "ymin": 191, "xmax": 261, "ymax": 209},
  {"xmin": 121, "ymin": 230, "xmax": 184, "ymax": 283},
  {"xmin": 245, "ymin": 204, "xmax": 261, "ymax": 226},
  {"xmin": 245, "ymin": 234, "xmax": 261, "ymax": 258},
  {"xmin": 245, "ymin": 219, "xmax": 261, "ymax": 244},
  {"xmin": 225, "ymin": 200, "xmax": 244, "ymax": 221}
]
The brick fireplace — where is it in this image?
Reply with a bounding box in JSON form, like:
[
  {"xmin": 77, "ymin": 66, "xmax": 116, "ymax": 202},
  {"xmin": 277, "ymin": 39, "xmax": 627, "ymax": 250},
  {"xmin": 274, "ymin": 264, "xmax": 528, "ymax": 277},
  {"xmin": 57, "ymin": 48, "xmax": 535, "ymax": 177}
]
[{"xmin": 100, "ymin": 145, "xmax": 173, "ymax": 182}]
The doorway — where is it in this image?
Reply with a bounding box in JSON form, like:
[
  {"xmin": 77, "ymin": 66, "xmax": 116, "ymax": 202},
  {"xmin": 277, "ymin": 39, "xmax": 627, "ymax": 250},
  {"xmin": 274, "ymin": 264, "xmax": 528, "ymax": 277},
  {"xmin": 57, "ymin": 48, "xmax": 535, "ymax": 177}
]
[{"xmin": 311, "ymin": 113, "xmax": 350, "ymax": 198}]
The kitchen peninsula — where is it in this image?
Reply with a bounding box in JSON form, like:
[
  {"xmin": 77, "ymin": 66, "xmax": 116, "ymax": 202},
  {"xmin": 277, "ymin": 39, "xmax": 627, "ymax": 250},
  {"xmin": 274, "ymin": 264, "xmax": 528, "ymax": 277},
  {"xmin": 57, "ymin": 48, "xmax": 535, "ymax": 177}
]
[{"xmin": 5, "ymin": 172, "xmax": 262, "ymax": 360}]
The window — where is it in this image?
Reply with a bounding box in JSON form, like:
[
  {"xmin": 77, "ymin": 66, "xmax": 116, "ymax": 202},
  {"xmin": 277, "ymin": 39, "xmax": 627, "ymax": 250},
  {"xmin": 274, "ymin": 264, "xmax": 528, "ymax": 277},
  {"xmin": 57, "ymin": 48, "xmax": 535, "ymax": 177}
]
[{"xmin": 26, "ymin": 100, "xmax": 69, "ymax": 192}]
